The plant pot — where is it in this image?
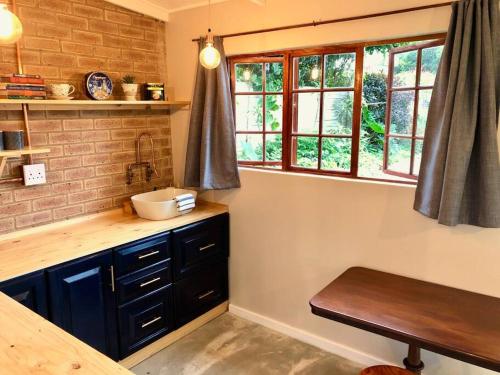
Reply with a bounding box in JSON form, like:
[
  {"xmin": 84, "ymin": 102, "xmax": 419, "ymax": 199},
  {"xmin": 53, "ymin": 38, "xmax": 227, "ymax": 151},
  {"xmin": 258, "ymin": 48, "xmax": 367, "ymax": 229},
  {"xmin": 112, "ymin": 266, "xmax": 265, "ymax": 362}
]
[{"xmin": 121, "ymin": 83, "xmax": 139, "ymax": 101}]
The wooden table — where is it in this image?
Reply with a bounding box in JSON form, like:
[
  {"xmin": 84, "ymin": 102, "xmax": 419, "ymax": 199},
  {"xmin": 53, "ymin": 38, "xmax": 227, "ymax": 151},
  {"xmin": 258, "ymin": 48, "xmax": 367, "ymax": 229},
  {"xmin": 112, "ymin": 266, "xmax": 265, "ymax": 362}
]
[{"xmin": 309, "ymin": 267, "xmax": 500, "ymax": 373}]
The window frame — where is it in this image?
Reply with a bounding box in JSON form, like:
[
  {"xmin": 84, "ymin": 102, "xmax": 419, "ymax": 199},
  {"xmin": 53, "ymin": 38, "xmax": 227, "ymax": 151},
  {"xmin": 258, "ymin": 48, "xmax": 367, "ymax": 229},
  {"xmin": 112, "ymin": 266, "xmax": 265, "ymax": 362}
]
[
  {"xmin": 228, "ymin": 33, "xmax": 447, "ymax": 185},
  {"xmin": 383, "ymin": 40, "xmax": 445, "ymax": 180}
]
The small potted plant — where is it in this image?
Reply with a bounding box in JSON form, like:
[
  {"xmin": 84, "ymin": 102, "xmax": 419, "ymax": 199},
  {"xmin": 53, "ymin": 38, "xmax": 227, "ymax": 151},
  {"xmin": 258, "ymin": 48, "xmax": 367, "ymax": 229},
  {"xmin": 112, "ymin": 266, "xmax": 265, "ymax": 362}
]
[{"xmin": 121, "ymin": 75, "xmax": 139, "ymax": 101}]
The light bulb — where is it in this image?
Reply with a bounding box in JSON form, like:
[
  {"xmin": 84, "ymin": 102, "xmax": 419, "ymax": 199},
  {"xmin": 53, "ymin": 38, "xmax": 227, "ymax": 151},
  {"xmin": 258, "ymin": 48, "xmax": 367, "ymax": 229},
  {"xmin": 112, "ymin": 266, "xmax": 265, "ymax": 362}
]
[
  {"xmin": 0, "ymin": 4, "xmax": 23, "ymax": 45},
  {"xmin": 243, "ymin": 69, "xmax": 251, "ymax": 81},
  {"xmin": 199, "ymin": 41, "xmax": 221, "ymax": 69},
  {"xmin": 311, "ymin": 66, "xmax": 320, "ymax": 80}
]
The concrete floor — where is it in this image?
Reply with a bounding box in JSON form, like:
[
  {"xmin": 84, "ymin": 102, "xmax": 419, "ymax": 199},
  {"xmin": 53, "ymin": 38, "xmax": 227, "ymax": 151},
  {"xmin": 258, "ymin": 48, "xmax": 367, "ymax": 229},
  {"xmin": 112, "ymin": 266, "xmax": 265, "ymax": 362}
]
[{"xmin": 132, "ymin": 313, "xmax": 363, "ymax": 375}]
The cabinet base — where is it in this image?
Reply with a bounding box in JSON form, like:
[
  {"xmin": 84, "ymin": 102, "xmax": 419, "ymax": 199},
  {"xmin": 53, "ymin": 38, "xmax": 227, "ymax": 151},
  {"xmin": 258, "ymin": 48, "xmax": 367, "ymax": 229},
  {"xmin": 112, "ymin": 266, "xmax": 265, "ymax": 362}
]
[{"xmin": 119, "ymin": 301, "xmax": 229, "ymax": 369}]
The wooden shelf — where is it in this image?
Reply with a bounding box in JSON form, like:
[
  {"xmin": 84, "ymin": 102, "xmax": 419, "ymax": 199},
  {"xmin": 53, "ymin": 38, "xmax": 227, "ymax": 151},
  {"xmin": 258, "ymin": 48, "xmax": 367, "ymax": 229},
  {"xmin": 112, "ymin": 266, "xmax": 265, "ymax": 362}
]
[
  {"xmin": 0, "ymin": 147, "xmax": 51, "ymax": 175},
  {"xmin": 0, "ymin": 99, "xmax": 191, "ymax": 111}
]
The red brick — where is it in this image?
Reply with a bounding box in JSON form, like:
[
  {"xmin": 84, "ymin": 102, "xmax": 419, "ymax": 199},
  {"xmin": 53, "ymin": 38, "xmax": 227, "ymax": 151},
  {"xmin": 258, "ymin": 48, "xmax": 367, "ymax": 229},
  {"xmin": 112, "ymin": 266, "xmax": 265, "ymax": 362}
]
[
  {"xmin": 0, "ymin": 191, "xmax": 13, "ymax": 204},
  {"xmin": 84, "ymin": 176, "xmax": 112, "ymax": 189},
  {"xmin": 52, "ymin": 181, "xmax": 83, "ymax": 194},
  {"xmin": 37, "ymin": 24, "xmax": 72, "ymax": 40},
  {"xmin": 119, "ymin": 26, "xmax": 144, "ymax": 39},
  {"xmin": 16, "ymin": 210, "xmax": 52, "ymax": 228},
  {"xmin": 33, "ymin": 195, "xmax": 67, "ymax": 211},
  {"xmin": 104, "ymin": 10, "xmax": 132, "ymax": 25},
  {"xmin": 14, "ymin": 185, "xmax": 52, "ymax": 201},
  {"xmin": 132, "ymin": 16, "xmax": 156, "ymax": 29},
  {"xmin": 89, "ymin": 19, "xmax": 119, "ymax": 35},
  {"xmin": 41, "ymin": 52, "xmax": 78, "ymax": 67},
  {"xmin": 102, "ymin": 34, "xmax": 131, "ymax": 49},
  {"xmin": 111, "ymin": 151, "xmax": 135, "ymax": 163},
  {"xmin": 49, "ymin": 132, "xmax": 82, "ymax": 144},
  {"xmin": 108, "ymin": 59, "xmax": 133, "ymax": 72},
  {"xmin": 53, "ymin": 205, "xmax": 84, "ymax": 220},
  {"xmin": 82, "ymin": 154, "xmax": 111, "ymax": 166},
  {"xmin": 68, "ymin": 189, "xmax": 97, "ymax": 204},
  {"xmin": 111, "ymin": 129, "xmax": 136, "ymax": 140},
  {"xmin": 39, "ymin": 0, "xmax": 72, "ymax": 14},
  {"xmin": 72, "ymin": 4, "xmax": 103, "ymax": 20},
  {"xmin": 56, "ymin": 14, "xmax": 88, "ymax": 30},
  {"xmin": 85, "ymin": 198, "xmax": 112, "ymax": 213},
  {"xmin": 61, "ymin": 42, "xmax": 93, "ymax": 55},
  {"xmin": 23, "ymin": 37, "xmax": 60, "ymax": 51},
  {"xmin": 96, "ymin": 163, "xmax": 122, "ymax": 176},
  {"xmin": 82, "ymin": 130, "xmax": 110, "ymax": 142},
  {"xmin": 64, "ymin": 167, "xmax": 95, "ymax": 180},
  {"xmin": 63, "ymin": 119, "xmax": 93, "ymax": 130},
  {"xmin": 64, "ymin": 143, "xmax": 95, "ymax": 156},
  {"xmin": 0, "ymin": 218, "xmax": 15, "ymax": 234},
  {"xmin": 95, "ymin": 141, "xmax": 122, "ymax": 153},
  {"xmin": 30, "ymin": 120, "xmax": 62, "ymax": 132},
  {"xmin": 134, "ymin": 61, "xmax": 157, "ymax": 73},
  {"xmin": 94, "ymin": 119, "xmax": 121, "ymax": 129},
  {"xmin": 121, "ymin": 49, "xmax": 145, "ymax": 62},
  {"xmin": 131, "ymin": 39, "xmax": 156, "ymax": 51},
  {"xmin": 98, "ymin": 186, "xmax": 126, "ymax": 198},
  {"xmin": 94, "ymin": 46, "xmax": 121, "ymax": 59},
  {"xmin": 49, "ymin": 156, "xmax": 81, "ymax": 171},
  {"xmin": 19, "ymin": 6, "xmax": 57, "ymax": 24},
  {"xmin": 24, "ymin": 64, "xmax": 60, "ymax": 79},
  {"xmin": 0, "ymin": 202, "xmax": 31, "ymax": 218},
  {"xmin": 72, "ymin": 30, "xmax": 103, "ymax": 45}
]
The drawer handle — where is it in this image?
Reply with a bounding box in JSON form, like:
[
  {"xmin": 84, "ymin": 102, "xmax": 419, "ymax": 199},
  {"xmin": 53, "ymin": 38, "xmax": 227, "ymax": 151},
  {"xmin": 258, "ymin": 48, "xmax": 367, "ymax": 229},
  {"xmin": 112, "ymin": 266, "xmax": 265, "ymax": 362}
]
[
  {"xmin": 140, "ymin": 277, "xmax": 161, "ymax": 288},
  {"xmin": 138, "ymin": 250, "xmax": 159, "ymax": 260},
  {"xmin": 198, "ymin": 290, "xmax": 215, "ymax": 300},
  {"xmin": 199, "ymin": 243, "xmax": 216, "ymax": 252},
  {"xmin": 141, "ymin": 316, "xmax": 162, "ymax": 328}
]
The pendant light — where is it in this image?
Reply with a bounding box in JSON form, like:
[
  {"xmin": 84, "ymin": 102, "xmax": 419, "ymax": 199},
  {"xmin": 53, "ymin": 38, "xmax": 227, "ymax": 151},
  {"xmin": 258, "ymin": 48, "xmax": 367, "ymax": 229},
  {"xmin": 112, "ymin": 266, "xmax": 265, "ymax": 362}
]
[
  {"xmin": 0, "ymin": 4, "xmax": 23, "ymax": 45},
  {"xmin": 199, "ymin": 0, "xmax": 221, "ymax": 70}
]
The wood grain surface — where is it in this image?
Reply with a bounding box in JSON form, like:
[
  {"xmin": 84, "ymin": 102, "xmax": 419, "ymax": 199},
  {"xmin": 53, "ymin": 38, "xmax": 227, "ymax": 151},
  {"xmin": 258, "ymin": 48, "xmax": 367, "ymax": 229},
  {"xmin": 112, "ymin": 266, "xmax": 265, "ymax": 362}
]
[
  {"xmin": 360, "ymin": 365, "xmax": 413, "ymax": 375},
  {"xmin": 310, "ymin": 267, "xmax": 500, "ymax": 372}
]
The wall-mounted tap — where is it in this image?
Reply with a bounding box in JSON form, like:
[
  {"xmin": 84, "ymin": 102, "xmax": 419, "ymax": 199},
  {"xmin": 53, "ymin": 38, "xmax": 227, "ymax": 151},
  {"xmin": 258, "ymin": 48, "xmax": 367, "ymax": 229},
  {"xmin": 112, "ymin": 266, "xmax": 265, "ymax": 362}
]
[{"xmin": 126, "ymin": 132, "xmax": 159, "ymax": 185}]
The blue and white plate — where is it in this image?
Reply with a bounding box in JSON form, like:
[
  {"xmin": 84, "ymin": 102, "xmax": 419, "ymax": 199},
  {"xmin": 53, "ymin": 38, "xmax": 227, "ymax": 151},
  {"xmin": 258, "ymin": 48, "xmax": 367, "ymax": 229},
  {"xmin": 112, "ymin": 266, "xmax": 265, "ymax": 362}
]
[{"xmin": 86, "ymin": 71, "xmax": 113, "ymax": 100}]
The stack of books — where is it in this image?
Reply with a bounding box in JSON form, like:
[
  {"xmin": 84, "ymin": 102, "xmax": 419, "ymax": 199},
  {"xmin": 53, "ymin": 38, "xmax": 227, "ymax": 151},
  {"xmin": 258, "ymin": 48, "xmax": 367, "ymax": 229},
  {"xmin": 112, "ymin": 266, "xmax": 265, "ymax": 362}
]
[{"xmin": 0, "ymin": 74, "xmax": 46, "ymax": 100}]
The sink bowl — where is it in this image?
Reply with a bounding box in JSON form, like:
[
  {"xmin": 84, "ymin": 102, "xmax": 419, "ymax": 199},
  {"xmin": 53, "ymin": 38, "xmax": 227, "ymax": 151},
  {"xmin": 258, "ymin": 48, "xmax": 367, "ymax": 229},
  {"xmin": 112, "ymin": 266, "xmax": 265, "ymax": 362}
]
[{"xmin": 131, "ymin": 188, "xmax": 197, "ymax": 221}]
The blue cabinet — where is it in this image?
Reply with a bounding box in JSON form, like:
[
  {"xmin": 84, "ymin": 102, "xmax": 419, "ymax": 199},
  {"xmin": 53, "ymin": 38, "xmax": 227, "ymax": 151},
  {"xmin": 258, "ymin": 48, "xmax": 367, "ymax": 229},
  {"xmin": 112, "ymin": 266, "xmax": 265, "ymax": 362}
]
[
  {"xmin": 0, "ymin": 270, "xmax": 48, "ymax": 318},
  {"xmin": 47, "ymin": 251, "xmax": 119, "ymax": 360}
]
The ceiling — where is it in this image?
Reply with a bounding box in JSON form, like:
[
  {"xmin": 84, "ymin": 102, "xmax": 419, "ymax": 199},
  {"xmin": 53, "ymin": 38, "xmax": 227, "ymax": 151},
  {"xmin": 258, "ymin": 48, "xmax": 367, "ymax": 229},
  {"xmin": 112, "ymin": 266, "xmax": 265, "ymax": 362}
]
[{"xmin": 107, "ymin": 0, "xmax": 264, "ymax": 22}]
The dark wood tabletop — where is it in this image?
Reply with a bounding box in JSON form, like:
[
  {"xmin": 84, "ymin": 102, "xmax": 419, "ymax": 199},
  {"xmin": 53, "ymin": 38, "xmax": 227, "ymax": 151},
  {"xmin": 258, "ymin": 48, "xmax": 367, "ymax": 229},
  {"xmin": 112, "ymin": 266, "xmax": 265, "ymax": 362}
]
[{"xmin": 309, "ymin": 267, "xmax": 500, "ymax": 372}]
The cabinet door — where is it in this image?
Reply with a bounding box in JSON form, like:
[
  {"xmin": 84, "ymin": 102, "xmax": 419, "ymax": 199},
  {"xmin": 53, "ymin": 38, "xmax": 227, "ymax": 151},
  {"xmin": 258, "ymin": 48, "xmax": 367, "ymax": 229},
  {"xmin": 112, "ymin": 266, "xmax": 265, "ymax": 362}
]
[
  {"xmin": 0, "ymin": 271, "xmax": 48, "ymax": 318},
  {"xmin": 172, "ymin": 213, "xmax": 229, "ymax": 280},
  {"xmin": 47, "ymin": 251, "xmax": 118, "ymax": 360}
]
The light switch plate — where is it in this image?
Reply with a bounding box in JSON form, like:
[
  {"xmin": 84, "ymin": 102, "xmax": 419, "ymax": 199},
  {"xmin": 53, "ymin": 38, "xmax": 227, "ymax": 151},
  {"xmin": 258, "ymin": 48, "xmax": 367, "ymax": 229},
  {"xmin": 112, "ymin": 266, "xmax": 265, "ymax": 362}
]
[{"xmin": 23, "ymin": 164, "xmax": 47, "ymax": 186}]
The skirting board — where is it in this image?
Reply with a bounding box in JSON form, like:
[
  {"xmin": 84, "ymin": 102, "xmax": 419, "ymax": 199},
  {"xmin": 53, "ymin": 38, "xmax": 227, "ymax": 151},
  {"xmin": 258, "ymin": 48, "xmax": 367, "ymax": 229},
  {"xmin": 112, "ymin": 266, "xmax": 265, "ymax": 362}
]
[
  {"xmin": 120, "ymin": 301, "xmax": 229, "ymax": 369},
  {"xmin": 229, "ymin": 303, "xmax": 395, "ymax": 369}
]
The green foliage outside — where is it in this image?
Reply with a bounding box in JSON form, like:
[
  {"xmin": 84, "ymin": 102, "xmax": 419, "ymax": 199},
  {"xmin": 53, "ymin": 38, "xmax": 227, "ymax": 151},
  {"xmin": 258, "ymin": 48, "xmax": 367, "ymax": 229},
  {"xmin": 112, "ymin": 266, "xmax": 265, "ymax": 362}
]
[{"xmin": 235, "ymin": 42, "xmax": 443, "ymax": 178}]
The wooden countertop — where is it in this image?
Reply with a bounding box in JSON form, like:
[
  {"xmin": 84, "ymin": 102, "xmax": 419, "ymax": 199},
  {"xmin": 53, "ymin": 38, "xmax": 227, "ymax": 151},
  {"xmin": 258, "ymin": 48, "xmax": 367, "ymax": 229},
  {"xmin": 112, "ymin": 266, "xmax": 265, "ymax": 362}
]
[
  {"xmin": 0, "ymin": 200, "xmax": 228, "ymax": 282},
  {"xmin": 0, "ymin": 292, "xmax": 132, "ymax": 375}
]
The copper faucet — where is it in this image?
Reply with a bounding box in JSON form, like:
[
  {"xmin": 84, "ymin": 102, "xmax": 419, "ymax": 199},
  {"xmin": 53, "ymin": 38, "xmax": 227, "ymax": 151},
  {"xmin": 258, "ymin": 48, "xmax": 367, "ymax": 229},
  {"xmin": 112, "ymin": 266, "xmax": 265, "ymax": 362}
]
[{"xmin": 126, "ymin": 132, "xmax": 159, "ymax": 185}]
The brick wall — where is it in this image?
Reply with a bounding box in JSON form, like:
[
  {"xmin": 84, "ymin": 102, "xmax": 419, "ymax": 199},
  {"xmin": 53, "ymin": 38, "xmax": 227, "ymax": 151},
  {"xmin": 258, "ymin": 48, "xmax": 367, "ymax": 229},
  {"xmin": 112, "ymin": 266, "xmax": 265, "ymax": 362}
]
[{"xmin": 0, "ymin": 0, "xmax": 173, "ymax": 233}]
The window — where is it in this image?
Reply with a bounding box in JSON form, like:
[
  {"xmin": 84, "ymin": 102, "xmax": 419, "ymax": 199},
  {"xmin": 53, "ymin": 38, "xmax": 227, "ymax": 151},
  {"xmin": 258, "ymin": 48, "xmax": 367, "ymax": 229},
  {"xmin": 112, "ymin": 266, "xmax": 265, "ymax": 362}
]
[
  {"xmin": 232, "ymin": 58, "xmax": 284, "ymax": 168},
  {"xmin": 229, "ymin": 36, "xmax": 445, "ymax": 183}
]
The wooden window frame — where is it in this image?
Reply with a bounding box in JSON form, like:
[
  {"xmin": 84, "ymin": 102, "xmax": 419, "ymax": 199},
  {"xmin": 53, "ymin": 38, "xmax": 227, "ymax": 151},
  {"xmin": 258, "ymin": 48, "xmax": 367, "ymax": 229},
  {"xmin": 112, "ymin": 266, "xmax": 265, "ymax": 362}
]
[
  {"xmin": 383, "ymin": 40, "xmax": 445, "ymax": 179},
  {"xmin": 228, "ymin": 33, "xmax": 446, "ymax": 185}
]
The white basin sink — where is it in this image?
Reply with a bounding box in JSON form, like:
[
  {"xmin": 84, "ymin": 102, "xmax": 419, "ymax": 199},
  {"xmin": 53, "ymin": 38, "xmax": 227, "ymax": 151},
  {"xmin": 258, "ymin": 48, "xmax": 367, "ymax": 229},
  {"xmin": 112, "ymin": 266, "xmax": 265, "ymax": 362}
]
[{"xmin": 131, "ymin": 188, "xmax": 197, "ymax": 221}]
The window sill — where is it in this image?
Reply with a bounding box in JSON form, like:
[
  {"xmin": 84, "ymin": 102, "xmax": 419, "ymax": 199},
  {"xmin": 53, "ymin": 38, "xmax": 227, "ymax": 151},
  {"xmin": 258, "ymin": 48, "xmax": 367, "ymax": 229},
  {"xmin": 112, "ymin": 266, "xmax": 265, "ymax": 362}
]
[{"xmin": 238, "ymin": 166, "xmax": 417, "ymax": 189}]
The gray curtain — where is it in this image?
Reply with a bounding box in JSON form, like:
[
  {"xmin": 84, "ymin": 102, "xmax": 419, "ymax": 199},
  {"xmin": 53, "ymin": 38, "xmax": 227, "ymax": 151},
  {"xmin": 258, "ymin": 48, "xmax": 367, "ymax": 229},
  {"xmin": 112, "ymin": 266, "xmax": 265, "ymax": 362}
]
[
  {"xmin": 414, "ymin": 0, "xmax": 500, "ymax": 228},
  {"xmin": 184, "ymin": 36, "xmax": 241, "ymax": 190}
]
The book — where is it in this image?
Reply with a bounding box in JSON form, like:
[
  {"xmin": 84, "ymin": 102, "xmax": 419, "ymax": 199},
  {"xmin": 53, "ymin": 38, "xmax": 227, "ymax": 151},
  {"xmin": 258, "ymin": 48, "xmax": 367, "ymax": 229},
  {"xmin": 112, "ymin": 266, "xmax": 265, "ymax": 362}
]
[
  {"xmin": 0, "ymin": 90, "xmax": 47, "ymax": 97},
  {"xmin": 0, "ymin": 83, "xmax": 46, "ymax": 91},
  {"xmin": 0, "ymin": 95, "xmax": 46, "ymax": 100},
  {"xmin": 0, "ymin": 74, "xmax": 44, "ymax": 85},
  {"xmin": 144, "ymin": 83, "xmax": 165, "ymax": 101}
]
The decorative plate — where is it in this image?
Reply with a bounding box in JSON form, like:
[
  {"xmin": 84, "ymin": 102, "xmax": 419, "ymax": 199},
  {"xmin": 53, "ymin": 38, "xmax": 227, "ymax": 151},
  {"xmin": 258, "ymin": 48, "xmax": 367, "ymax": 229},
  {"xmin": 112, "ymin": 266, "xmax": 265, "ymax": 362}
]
[{"xmin": 85, "ymin": 71, "xmax": 113, "ymax": 100}]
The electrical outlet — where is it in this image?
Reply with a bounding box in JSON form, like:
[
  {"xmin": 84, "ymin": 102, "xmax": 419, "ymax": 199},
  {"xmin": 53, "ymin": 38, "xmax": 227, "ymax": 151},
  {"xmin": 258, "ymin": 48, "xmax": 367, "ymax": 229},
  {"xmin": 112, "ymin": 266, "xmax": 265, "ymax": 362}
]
[{"xmin": 23, "ymin": 164, "xmax": 47, "ymax": 186}]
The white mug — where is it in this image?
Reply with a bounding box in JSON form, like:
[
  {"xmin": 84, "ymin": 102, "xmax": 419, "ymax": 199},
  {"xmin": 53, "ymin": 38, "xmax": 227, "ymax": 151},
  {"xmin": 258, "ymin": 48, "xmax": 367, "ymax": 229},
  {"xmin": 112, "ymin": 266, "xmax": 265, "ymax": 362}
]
[{"xmin": 49, "ymin": 83, "xmax": 75, "ymax": 97}]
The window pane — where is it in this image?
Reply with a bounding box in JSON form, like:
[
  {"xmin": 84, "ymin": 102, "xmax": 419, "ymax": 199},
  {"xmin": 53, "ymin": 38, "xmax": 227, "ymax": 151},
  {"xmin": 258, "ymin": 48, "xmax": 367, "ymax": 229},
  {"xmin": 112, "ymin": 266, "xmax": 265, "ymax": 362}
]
[
  {"xmin": 417, "ymin": 89, "xmax": 432, "ymax": 136},
  {"xmin": 236, "ymin": 134, "xmax": 263, "ymax": 161},
  {"xmin": 324, "ymin": 53, "xmax": 356, "ymax": 88},
  {"xmin": 393, "ymin": 50, "xmax": 417, "ymax": 88},
  {"xmin": 236, "ymin": 95, "xmax": 263, "ymax": 131},
  {"xmin": 235, "ymin": 63, "xmax": 263, "ymax": 92},
  {"xmin": 294, "ymin": 55, "xmax": 321, "ymax": 89},
  {"xmin": 413, "ymin": 139, "xmax": 424, "ymax": 175},
  {"xmin": 265, "ymin": 95, "xmax": 283, "ymax": 131},
  {"xmin": 389, "ymin": 90, "xmax": 415, "ymax": 135},
  {"xmin": 420, "ymin": 46, "xmax": 443, "ymax": 86},
  {"xmin": 293, "ymin": 92, "xmax": 320, "ymax": 134},
  {"xmin": 321, "ymin": 138, "xmax": 351, "ymax": 171},
  {"xmin": 265, "ymin": 134, "xmax": 282, "ymax": 162},
  {"xmin": 265, "ymin": 62, "xmax": 283, "ymax": 92},
  {"xmin": 387, "ymin": 137, "xmax": 412, "ymax": 174},
  {"xmin": 292, "ymin": 136, "xmax": 318, "ymax": 168},
  {"xmin": 323, "ymin": 91, "xmax": 354, "ymax": 135}
]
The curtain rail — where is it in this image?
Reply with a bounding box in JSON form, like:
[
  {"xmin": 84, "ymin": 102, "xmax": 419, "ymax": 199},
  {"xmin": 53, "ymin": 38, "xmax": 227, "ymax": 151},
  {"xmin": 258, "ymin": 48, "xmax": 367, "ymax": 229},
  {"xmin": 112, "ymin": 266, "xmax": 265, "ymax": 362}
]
[{"xmin": 192, "ymin": 2, "xmax": 454, "ymax": 42}]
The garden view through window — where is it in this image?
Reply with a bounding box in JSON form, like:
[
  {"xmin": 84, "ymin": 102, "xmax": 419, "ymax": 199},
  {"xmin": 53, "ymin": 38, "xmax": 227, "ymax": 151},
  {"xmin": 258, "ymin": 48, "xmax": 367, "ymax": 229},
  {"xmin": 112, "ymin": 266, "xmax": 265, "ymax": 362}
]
[{"xmin": 230, "ymin": 37, "xmax": 444, "ymax": 182}]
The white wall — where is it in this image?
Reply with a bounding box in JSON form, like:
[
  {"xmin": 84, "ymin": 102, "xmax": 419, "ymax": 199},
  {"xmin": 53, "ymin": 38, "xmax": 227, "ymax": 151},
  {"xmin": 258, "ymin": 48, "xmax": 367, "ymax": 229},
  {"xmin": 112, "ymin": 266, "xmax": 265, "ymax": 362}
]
[{"xmin": 166, "ymin": 1, "xmax": 500, "ymax": 374}]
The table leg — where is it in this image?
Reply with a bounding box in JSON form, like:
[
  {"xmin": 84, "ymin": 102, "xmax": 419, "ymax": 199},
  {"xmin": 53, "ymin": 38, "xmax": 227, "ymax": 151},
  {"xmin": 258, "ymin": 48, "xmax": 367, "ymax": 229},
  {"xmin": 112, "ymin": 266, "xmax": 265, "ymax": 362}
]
[{"xmin": 403, "ymin": 344, "xmax": 424, "ymax": 374}]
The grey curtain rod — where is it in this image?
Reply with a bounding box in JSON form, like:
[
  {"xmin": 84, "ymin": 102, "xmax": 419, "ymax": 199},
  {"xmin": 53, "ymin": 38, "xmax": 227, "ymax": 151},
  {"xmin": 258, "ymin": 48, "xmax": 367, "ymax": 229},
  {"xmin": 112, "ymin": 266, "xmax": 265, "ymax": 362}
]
[{"xmin": 192, "ymin": 2, "xmax": 454, "ymax": 42}]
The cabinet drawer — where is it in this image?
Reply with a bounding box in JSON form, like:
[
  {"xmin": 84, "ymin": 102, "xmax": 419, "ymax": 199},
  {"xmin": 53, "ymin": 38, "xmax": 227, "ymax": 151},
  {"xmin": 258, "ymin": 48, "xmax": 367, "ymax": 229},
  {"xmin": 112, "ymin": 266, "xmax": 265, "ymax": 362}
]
[
  {"xmin": 115, "ymin": 233, "xmax": 170, "ymax": 277},
  {"xmin": 172, "ymin": 214, "xmax": 228, "ymax": 280},
  {"xmin": 116, "ymin": 261, "xmax": 172, "ymax": 305},
  {"xmin": 174, "ymin": 260, "xmax": 228, "ymax": 327},
  {"xmin": 118, "ymin": 286, "xmax": 173, "ymax": 358}
]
